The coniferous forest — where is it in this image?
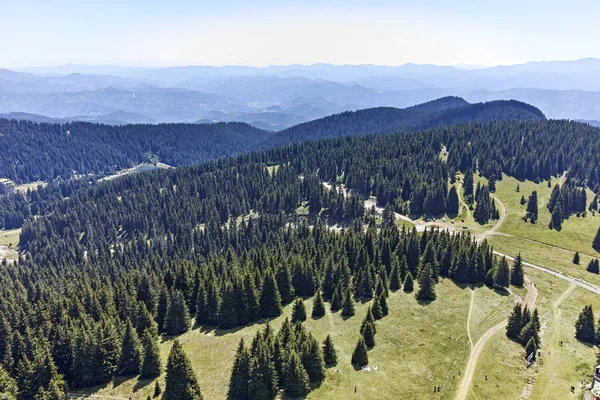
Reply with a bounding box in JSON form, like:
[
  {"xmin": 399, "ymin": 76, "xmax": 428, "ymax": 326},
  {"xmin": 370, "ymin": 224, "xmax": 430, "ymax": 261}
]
[{"xmin": 0, "ymin": 115, "xmax": 599, "ymax": 398}]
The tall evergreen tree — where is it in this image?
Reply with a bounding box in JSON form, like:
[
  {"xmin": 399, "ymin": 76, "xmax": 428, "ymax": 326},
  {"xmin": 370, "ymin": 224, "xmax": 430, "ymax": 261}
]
[
  {"xmin": 118, "ymin": 321, "xmax": 142, "ymax": 376},
  {"xmin": 165, "ymin": 290, "xmax": 191, "ymax": 335},
  {"xmin": 573, "ymin": 252, "xmax": 580, "ymax": 265},
  {"xmin": 403, "ymin": 272, "xmax": 414, "ymax": 292},
  {"xmin": 341, "ymin": 286, "xmax": 355, "ymax": 317},
  {"xmin": 362, "ymin": 321, "xmax": 376, "ymax": 348},
  {"xmin": 260, "ymin": 272, "xmax": 282, "ymax": 318},
  {"xmin": 291, "ymin": 298, "xmax": 307, "ymax": 323},
  {"xmin": 311, "ymin": 291, "xmax": 326, "ymax": 318},
  {"xmin": 164, "ymin": 340, "xmax": 203, "ymax": 400},
  {"xmin": 227, "ymin": 339, "xmax": 250, "ymax": 400},
  {"xmin": 445, "ymin": 185, "xmax": 459, "ymax": 215},
  {"xmin": 416, "ymin": 263, "xmax": 436, "ymax": 301},
  {"xmin": 322, "ymin": 335, "xmax": 337, "ymax": 366},
  {"xmin": 218, "ymin": 282, "xmax": 241, "ymax": 329},
  {"xmin": 526, "ymin": 191, "xmax": 538, "ymax": 222},
  {"xmin": 351, "ymin": 337, "xmax": 368, "ymax": 367},
  {"xmin": 575, "ymin": 305, "xmax": 596, "ymax": 343},
  {"xmin": 595, "ymin": 227, "xmax": 600, "ymax": 252},
  {"xmin": 0, "ymin": 365, "xmax": 17, "ymax": 400},
  {"xmin": 140, "ymin": 329, "xmax": 162, "ymax": 378},
  {"xmin": 284, "ymin": 351, "xmax": 310, "ymax": 397},
  {"xmin": 510, "ymin": 254, "xmax": 525, "ymax": 286},
  {"xmin": 506, "ymin": 304, "xmax": 523, "ymax": 340},
  {"xmin": 494, "ymin": 257, "xmax": 510, "ymax": 289},
  {"xmin": 587, "ymin": 259, "xmax": 600, "ymax": 274},
  {"xmin": 301, "ymin": 336, "xmax": 325, "ymax": 384}
]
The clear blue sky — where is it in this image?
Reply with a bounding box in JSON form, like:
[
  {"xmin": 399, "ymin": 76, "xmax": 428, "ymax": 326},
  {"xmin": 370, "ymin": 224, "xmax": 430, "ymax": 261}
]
[{"xmin": 0, "ymin": 0, "xmax": 597, "ymax": 68}]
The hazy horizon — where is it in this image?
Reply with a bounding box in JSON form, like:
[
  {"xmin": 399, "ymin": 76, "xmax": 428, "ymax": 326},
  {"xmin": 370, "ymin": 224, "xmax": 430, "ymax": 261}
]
[{"xmin": 2, "ymin": 0, "xmax": 599, "ymax": 69}]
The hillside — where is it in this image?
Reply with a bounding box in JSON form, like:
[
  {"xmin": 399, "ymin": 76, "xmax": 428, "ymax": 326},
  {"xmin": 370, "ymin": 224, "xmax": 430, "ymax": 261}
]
[
  {"xmin": 0, "ymin": 118, "xmax": 599, "ymax": 399},
  {"xmin": 270, "ymin": 98, "xmax": 544, "ymax": 145},
  {"xmin": 0, "ymin": 97, "xmax": 545, "ymax": 183}
]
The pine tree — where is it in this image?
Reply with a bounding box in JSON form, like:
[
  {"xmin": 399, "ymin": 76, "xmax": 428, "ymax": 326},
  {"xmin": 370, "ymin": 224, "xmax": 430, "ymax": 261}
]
[
  {"xmin": 165, "ymin": 290, "xmax": 191, "ymax": 335},
  {"xmin": 301, "ymin": 335, "xmax": 325, "ymax": 384},
  {"xmin": 446, "ymin": 185, "xmax": 459, "ymax": 215},
  {"xmin": 341, "ymin": 286, "xmax": 355, "ymax": 317},
  {"xmin": 0, "ymin": 365, "xmax": 17, "ymax": 399},
  {"xmin": 416, "ymin": 263, "xmax": 436, "ymax": 301},
  {"xmin": 595, "ymin": 227, "xmax": 600, "ymax": 252},
  {"xmin": 389, "ymin": 258, "xmax": 401, "ymax": 291},
  {"xmin": 248, "ymin": 347, "xmax": 278, "ymax": 400},
  {"xmin": 362, "ymin": 321, "xmax": 376, "ymax": 348},
  {"xmin": 157, "ymin": 285, "xmax": 170, "ymax": 333},
  {"xmin": 510, "ymin": 254, "xmax": 525, "ymax": 286},
  {"xmin": 587, "ymin": 259, "xmax": 600, "ymax": 274},
  {"xmin": 330, "ymin": 284, "xmax": 342, "ymax": 312},
  {"xmin": 219, "ymin": 282, "xmax": 241, "ymax": 329},
  {"xmin": 351, "ymin": 337, "xmax": 369, "ymax": 367},
  {"xmin": 140, "ymin": 329, "xmax": 162, "ymax": 378},
  {"xmin": 551, "ymin": 200, "xmax": 563, "ymax": 230},
  {"xmin": 227, "ymin": 339, "xmax": 250, "ymax": 400},
  {"xmin": 506, "ymin": 304, "xmax": 523, "ymax": 340},
  {"xmin": 260, "ymin": 271, "xmax": 282, "ymax": 318},
  {"xmin": 378, "ymin": 292, "xmax": 389, "ymax": 316},
  {"xmin": 575, "ymin": 305, "xmax": 596, "ymax": 343},
  {"xmin": 164, "ymin": 340, "xmax": 203, "ymax": 400},
  {"xmin": 322, "ymin": 335, "xmax": 337, "ymax": 366},
  {"xmin": 526, "ymin": 191, "xmax": 538, "ymax": 222},
  {"xmin": 311, "ymin": 291, "xmax": 326, "ymax": 318},
  {"xmin": 403, "ymin": 271, "xmax": 414, "ymax": 292},
  {"xmin": 118, "ymin": 321, "xmax": 142, "ymax": 376},
  {"xmin": 493, "ymin": 257, "xmax": 510, "ymax": 289},
  {"xmin": 291, "ymin": 298, "xmax": 307, "ymax": 323},
  {"xmin": 284, "ymin": 351, "xmax": 310, "ymax": 397},
  {"xmin": 573, "ymin": 252, "xmax": 580, "ymax": 265}
]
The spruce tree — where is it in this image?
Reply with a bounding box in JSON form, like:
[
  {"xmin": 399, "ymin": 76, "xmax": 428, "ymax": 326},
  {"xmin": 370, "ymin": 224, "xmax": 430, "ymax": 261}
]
[
  {"xmin": 446, "ymin": 185, "xmax": 459, "ymax": 215},
  {"xmin": 260, "ymin": 271, "xmax": 282, "ymax": 318},
  {"xmin": 526, "ymin": 191, "xmax": 538, "ymax": 222},
  {"xmin": 573, "ymin": 252, "xmax": 580, "ymax": 265},
  {"xmin": 311, "ymin": 291, "xmax": 326, "ymax": 318},
  {"xmin": 322, "ymin": 335, "xmax": 337, "ymax": 366},
  {"xmin": 389, "ymin": 259, "xmax": 401, "ymax": 291},
  {"xmin": 575, "ymin": 305, "xmax": 596, "ymax": 343},
  {"xmin": 403, "ymin": 272, "xmax": 414, "ymax": 292},
  {"xmin": 164, "ymin": 340, "xmax": 203, "ymax": 400},
  {"xmin": 362, "ymin": 321, "xmax": 376, "ymax": 348},
  {"xmin": 493, "ymin": 257, "xmax": 510, "ymax": 289},
  {"xmin": 330, "ymin": 283, "xmax": 342, "ymax": 312},
  {"xmin": 361, "ymin": 306, "xmax": 377, "ymax": 334},
  {"xmin": 118, "ymin": 321, "xmax": 142, "ymax": 376},
  {"xmin": 371, "ymin": 296, "xmax": 383, "ymax": 320},
  {"xmin": 284, "ymin": 351, "xmax": 310, "ymax": 397},
  {"xmin": 165, "ymin": 290, "xmax": 191, "ymax": 335},
  {"xmin": 218, "ymin": 282, "xmax": 241, "ymax": 329},
  {"xmin": 351, "ymin": 337, "xmax": 368, "ymax": 367},
  {"xmin": 157, "ymin": 285, "xmax": 170, "ymax": 333},
  {"xmin": 378, "ymin": 292, "xmax": 389, "ymax": 316},
  {"xmin": 587, "ymin": 259, "xmax": 600, "ymax": 274},
  {"xmin": 595, "ymin": 227, "xmax": 600, "ymax": 252},
  {"xmin": 301, "ymin": 335, "xmax": 325, "ymax": 384},
  {"xmin": 506, "ymin": 304, "xmax": 523, "ymax": 340},
  {"xmin": 551, "ymin": 200, "xmax": 563, "ymax": 230},
  {"xmin": 510, "ymin": 254, "xmax": 525, "ymax": 286},
  {"xmin": 341, "ymin": 286, "xmax": 355, "ymax": 317},
  {"xmin": 227, "ymin": 339, "xmax": 250, "ymax": 400},
  {"xmin": 416, "ymin": 263, "xmax": 436, "ymax": 301},
  {"xmin": 291, "ymin": 298, "xmax": 307, "ymax": 323},
  {"xmin": 248, "ymin": 347, "xmax": 278, "ymax": 400},
  {"xmin": 0, "ymin": 365, "xmax": 17, "ymax": 399},
  {"xmin": 140, "ymin": 329, "xmax": 162, "ymax": 378}
]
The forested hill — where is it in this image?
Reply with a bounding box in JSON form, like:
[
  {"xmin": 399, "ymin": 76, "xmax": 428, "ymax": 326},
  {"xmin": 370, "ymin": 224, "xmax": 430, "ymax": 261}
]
[
  {"xmin": 0, "ymin": 119, "xmax": 599, "ymax": 396},
  {"xmin": 269, "ymin": 98, "xmax": 545, "ymax": 145},
  {"xmin": 0, "ymin": 97, "xmax": 545, "ymax": 183}
]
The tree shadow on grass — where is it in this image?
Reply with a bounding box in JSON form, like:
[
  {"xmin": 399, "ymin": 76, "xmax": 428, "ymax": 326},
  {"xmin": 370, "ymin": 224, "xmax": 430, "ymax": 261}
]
[
  {"xmin": 133, "ymin": 377, "xmax": 155, "ymax": 393},
  {"xmin": 493, "ymin": 287, "xmax": 511, "ymax": 297}
]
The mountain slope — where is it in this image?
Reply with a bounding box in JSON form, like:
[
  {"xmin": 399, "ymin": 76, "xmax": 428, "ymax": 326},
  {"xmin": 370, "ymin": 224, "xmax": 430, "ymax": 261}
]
[{"xmin": 270, "ymin": 98, "xmax": 544, "ymax": 145}]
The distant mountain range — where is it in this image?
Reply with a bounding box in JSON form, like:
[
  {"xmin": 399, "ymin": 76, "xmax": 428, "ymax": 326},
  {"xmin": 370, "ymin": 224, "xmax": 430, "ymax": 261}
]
[
  {"xmin": 0, "ymin": 97, "xmax": 545, "ymax": 183},
  {"xmin": 1, "ymin": 59, "xmax": 600, "ymax": 128}
]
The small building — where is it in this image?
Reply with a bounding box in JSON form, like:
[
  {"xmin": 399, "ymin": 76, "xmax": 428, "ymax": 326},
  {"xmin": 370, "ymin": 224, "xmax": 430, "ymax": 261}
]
[{"xmin": 0, "ymin": 178, "xmax": 16, "ymax": 195}]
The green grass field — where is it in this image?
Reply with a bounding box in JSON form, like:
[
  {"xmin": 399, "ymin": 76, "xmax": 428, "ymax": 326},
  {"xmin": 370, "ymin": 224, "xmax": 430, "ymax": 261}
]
[
  {"xmin": 468, "ymin": 267, "xmax": 600, "ymax": 400},
  {"xmin": 0, "ymin": 228, "xmax": 20, "ymax": 261},
  {"xmin": 87, "ymin": 281, "xmax": 511, "ymax": 400}
]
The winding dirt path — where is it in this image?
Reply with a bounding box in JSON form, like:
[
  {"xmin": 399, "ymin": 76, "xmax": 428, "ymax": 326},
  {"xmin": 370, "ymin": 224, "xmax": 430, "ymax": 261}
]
[{"xmin": 455, "ymin": 277, "xmax": 537, "ymax": 400}]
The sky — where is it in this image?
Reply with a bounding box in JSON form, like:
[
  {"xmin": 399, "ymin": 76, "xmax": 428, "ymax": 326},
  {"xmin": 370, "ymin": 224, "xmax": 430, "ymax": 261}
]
[{"xmin": 0, "ymin": 0, "xmax": 598, "ymax": 68}]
